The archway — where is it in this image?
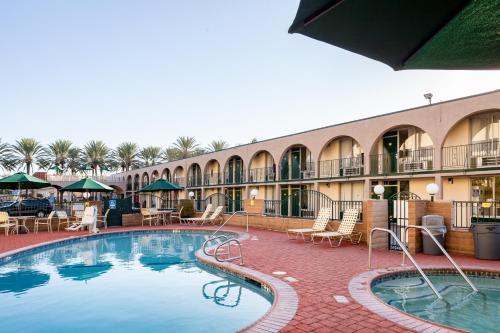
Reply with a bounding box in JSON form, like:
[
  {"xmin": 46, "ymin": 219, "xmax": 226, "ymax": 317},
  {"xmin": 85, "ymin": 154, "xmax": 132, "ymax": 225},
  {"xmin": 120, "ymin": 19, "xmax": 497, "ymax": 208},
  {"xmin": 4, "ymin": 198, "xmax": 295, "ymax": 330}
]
[
  {"xmin": 279, "ymin": 144, "xmax": 314, "ymax": 180},
  {"xmin": 248, "ymin": 150, "xmax": 275, "ymax": 182},
  {"xmin": 318, "ymin": 136, "xmax": 364, "ymax": 178}
]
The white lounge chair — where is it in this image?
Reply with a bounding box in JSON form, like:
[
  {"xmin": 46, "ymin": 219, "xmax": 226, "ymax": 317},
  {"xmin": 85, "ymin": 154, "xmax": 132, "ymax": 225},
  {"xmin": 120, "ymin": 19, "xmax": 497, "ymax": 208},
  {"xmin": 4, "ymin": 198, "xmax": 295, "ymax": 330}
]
[
  {"xmin": 66, "ymin": 206, "xmax": 97, "ymax": 232},
  {"xmin": 311, "ymin": 208, "xmax": 362, "ymax": 247},
  {"xmin": 181, "ymin": 204, "xmax": 213, "ymax": 225},
  {"xmin": 194, "ymin": 206, "xmax": 224, "ymax": 226},
  {"xmin": 287, "ymin": 207, "xmax": 332, "ymax": 241}
]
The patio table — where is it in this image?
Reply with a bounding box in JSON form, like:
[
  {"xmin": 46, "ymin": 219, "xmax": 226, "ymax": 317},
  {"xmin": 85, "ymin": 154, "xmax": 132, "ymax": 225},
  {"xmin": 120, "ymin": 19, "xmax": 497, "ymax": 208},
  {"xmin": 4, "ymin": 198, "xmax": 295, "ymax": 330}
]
[
  {"xmin": 157, "ymin": 210, "xmax": 173, "ymax": 225},
  {"xmin": 13, "ymin": 216, "xmax": 35, "ymax": 234}
]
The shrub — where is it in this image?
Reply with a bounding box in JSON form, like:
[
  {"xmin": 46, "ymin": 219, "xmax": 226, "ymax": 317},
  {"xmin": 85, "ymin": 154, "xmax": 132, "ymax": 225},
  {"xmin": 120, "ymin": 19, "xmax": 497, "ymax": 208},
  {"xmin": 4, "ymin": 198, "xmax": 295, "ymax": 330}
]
[{"xmin": 177, "ymin": 199, "xmax": 194, "ymax": 218}]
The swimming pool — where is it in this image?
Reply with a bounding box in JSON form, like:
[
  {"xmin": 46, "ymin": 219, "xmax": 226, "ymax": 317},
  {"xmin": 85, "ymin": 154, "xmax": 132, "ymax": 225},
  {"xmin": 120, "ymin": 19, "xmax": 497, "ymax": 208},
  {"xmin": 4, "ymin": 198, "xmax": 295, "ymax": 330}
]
[
  {"xmin": 0, "ymin": 231, "xmax": 272, "ymax": 333},
  {"xmin": 371, "ymin": 270, "xmax": 500, "ymax": 333}
]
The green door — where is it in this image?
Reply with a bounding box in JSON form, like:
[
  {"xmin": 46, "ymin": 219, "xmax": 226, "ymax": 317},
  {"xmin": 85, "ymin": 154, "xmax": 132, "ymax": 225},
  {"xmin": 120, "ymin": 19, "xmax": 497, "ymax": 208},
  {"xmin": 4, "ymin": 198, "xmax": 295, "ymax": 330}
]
[
  {"xmin": 234, "ymin": 188, "xmax": 242, "ymax": 211},
  {"xmin": 281, "ymin": 154, "xmax": 289, "ymax": 180},
  {"xmin": 235, "ymin": 159, "xmax": 242, "ymax": 183},
  {"xmin": 291, "ymin": 149, "xmax": 301, "ymax": 179},
  {"xmin": 383, "ymin": 132, "xmax": 398, "ymax": 173},
  {"xmin": 280, "ymin": 188, "xmax": 288, "ymax": 216},
  {"xmin": 228, "ymin": 160, "xmax": 234, "ymax": 184},
  {"xmin": 291, "ymin": 187, "xmax": 300, "ymax": 217}
]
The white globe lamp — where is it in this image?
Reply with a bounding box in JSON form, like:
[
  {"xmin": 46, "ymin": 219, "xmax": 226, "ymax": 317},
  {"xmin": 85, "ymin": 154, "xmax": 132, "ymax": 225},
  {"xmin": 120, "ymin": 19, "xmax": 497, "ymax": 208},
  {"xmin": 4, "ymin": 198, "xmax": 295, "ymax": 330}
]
[
  {"xmin": 426, "ymin": 183, "xmax": 439, "ymax": 201},
  {"xmin": 250, "ymin": 189, "xmax": 259, "ymax": 199},
  {"xmin": 374, "ymin": 185, "xmax": 385, "ymax": 199},
  {"xmin": 188, "ymin": 191, "xmax": 195, "ymax": 199}
]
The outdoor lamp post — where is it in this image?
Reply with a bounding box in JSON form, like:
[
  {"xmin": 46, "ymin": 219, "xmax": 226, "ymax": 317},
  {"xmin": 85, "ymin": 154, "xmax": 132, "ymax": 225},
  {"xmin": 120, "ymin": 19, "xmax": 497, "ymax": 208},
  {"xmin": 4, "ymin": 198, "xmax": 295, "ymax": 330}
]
[
  {"xmin": 250, "ymin": 189, "xmax": 258, "ymax": 206},
  {"xmin": 426, "ymin": 183, "xmax": 439, "ymax": 202},
  {"xmin": 374, "ymin": 185, "xmax": 385, "ymax": 199},
  {"xmin": 424, "ymin": 93, "xmax": 433, "ymax": 104}
]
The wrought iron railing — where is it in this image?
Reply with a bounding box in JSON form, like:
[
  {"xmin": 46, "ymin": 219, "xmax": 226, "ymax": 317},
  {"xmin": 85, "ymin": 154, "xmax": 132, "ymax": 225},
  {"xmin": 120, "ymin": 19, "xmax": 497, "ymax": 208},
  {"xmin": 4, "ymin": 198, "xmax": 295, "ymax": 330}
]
[
  {"xmin": 204, "ymin": 173, "xmax": 222, "ymax": 185},
  {"xmin": 187, "ymin": 176, "xmax": 203, "ymax": 187},
  {"xmin": 248, "ymin": 167, "xmax": 275, "ymax": 183},
  {"xmin": 126, "ymin": 183, "xmax": 133, "ymax": 191},
  {"xmin": 319, "ymin": 156, "xmax": 364, "ymax": 178},
  {"xmin": 453, "ymin": 201, "xmax": 500, "ymax": 228},
  {"xmin": 264, "ymin": 190, "xmax": 362, "ymax": 221},
  {"xmin": 370, "ymin": 148, "xmax": 434, "ymax": 175},
  {"xmin": 172, "ymin": 177, "xmax": 185, "ymax": 187},
  {"xmin": 442, "ymin": 140, "xmax": 500, "ymax": 169},
  {"xmin": 133, "ymin": 182, "xmax": 140, "ymax": 190},
  {"xmin": 279, "ymin": 162, "xmax": 315, "ymax": 180},
  {"xmin": 224, "ymin": 171, "xmax": 246, "ymax": 184}
]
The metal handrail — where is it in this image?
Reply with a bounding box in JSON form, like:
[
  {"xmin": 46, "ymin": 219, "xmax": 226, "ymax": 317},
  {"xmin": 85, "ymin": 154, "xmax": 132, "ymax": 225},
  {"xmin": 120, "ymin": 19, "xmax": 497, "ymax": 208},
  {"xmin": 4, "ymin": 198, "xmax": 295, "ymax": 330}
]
[
  {"xmin": 202, "ymin": 235, "xmax": 229, "ymax": 256},
  {"xmin": 369, "ymin": 228, "xmax": 443, "ymax": 299},
  {"xmin": 404, "ymin": 225, "xmax": 478, "ymax": 292},
  {"xmin": 214, "ymin": 238, "xmax": 244, "ymax": 265},
  {"xmin": 211, "ymin": 210, "xmax": 248, "ymax": 237}
]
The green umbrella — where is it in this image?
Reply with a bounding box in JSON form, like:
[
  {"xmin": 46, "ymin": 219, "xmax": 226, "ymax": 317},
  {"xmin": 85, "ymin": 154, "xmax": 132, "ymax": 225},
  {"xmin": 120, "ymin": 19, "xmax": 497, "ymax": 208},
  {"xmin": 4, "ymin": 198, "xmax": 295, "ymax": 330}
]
[
  {"xmin": 139, "ymin": 179, "xmax": 183, "ymax": 192},
  {"xmin": 289, "ymin": 0, "xmax": 500, "ymax": 70},
  {"xmin": 0, "ymin": 172, "xmax": 51, "ymax": 190},
  {"xmin": 57, "ymin": 262, "xmax": 112, "ymax": 281},
  {"xmin": 0, "ymin": 270, "xmax": 50, "ymax": 294},
  {"xmin": 61, "ymin": 177, "xmax": 114, "ymax": 192}
]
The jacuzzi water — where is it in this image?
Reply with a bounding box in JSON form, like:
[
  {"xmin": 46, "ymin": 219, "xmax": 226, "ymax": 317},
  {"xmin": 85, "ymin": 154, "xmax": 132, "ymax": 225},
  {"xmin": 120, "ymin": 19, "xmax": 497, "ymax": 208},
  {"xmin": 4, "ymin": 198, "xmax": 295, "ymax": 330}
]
[
  {"xmin": 371, "ymin": 272, "xmax": 500, "ymax": 333},
  {"xmin": 0, "ymin": 231, "xmax": 272, "ymax": 333}
]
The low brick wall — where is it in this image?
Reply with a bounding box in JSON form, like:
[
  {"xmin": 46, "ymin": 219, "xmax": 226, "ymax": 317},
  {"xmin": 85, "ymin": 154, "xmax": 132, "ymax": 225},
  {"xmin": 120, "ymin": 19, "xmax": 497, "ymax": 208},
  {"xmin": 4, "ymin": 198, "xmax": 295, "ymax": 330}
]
[{"xmin": 122, "ymin": 213, "xmax": 142, "ymax": 227}]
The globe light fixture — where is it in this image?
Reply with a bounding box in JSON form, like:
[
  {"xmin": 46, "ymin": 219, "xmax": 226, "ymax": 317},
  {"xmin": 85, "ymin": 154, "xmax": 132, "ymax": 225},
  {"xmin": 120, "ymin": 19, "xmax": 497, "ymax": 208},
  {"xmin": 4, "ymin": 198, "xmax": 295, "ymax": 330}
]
[
  {"xmin": 188, "ymin": 191, "xmax": 195, "ymax": 199},
  {"xmin": 374, "ymin": 185, "xmax": 385, "ymax": 199},
  {"xmin": 426, "ymin": 183, "xmax": 439, "ymax": 201},
  {"xmin": 250, "ymin": 189, "xmax": 259, "ymax": 199}
]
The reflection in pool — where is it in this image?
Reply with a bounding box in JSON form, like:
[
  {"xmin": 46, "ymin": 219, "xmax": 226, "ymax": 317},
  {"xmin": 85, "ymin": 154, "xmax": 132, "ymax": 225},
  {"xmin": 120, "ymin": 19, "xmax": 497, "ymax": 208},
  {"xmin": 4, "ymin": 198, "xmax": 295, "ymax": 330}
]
[{"xmin": 0, "ymin": 232, "xmax": 272, "ymax": 333}]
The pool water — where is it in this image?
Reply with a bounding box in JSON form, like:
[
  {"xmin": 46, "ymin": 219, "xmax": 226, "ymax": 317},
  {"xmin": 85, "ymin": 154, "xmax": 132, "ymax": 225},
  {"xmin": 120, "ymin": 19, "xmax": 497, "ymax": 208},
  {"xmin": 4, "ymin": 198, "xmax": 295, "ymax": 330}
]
[
  {"xmin": 371, "ymin": 273, "xmax": 500, "ymax": 333},
  {"xmin": 0, "ymin": 232, "xmax": 272, "ymax": 333}
]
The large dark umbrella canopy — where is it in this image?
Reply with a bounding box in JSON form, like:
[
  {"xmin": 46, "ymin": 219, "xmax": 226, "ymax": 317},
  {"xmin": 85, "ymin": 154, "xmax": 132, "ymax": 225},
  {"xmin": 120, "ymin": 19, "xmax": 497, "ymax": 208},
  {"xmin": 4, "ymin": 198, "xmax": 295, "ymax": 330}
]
[
  {"xmin": 61, "ymin": 178, "xmax": 114, "ymax": 193},
  {"xmin": 289, "ymin": 0, "xmax": 500, "ymax": 70},
  {"xmin": 0, "ymin": 172, "xmax": 51, "ymax": 190},
  {"xmin": 139, "ymin": 179, "xmax": 183, "ymax": 192},
  {"xmin": 57, "ymin": 263, "xmax": 112, "ymax": 281},
  {"xmin": 0, "ymin": 270, "xmax": 50, "ymax": 294}
]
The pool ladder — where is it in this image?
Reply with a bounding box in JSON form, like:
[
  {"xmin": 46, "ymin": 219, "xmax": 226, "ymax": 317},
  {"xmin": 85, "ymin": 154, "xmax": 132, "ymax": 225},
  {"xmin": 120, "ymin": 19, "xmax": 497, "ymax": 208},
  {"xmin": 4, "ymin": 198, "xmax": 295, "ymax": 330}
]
[
  {"xmin": 201, "ymin": 211, "xmax": 247, "ymax": 265},
  {"xmin": 369, "ymin": 226, "xmax": 478, "ymax": 300}
]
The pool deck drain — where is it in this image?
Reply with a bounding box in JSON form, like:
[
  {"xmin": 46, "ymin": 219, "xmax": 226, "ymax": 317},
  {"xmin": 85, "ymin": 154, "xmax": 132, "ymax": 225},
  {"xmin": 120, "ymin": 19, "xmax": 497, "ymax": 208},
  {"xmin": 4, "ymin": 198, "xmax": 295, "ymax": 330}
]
[{"xmin": 0, "ymin": 224, "xmax": 498, "ymax": 333}]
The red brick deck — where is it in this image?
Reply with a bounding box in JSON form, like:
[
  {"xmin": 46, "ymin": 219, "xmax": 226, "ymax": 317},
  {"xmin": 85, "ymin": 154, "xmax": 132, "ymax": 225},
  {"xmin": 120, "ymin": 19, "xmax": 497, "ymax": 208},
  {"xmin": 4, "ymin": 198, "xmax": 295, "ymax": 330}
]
[{"xmin": 0, "ymin": 225, "xmax": 498, "ymax": 333}]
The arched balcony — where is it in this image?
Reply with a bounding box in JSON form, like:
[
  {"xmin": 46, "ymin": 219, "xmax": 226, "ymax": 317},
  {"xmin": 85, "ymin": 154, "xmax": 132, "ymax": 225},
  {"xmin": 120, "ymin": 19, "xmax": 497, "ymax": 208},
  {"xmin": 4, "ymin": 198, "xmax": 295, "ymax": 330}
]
[
  {"xmin": 133, "ymin": 174, "xmax": 140, "ymax": 191},
  {"xmin": 319, "ymin": 136, "xmax": 364, "ymax": 178},
  {"xmin": 141, "ymin": 172, "xmax": 150, "ymax": 188},
  {"xmin": 173, "ymin": 166, "xmax": 185, "ymax": 187},
  {"xmin": 224, "ymin": 156, "xmax": 245, "ymax": 184},
  {"xmin": 248, "ymin": 151, "xmax": 276, "ymax": 183},
  {"xmin": 126, "ymin": 175, "xmax": 132, "ymax": 192},
  {"xmin": 204, "ymin": 159, "xmax": 222, "ymax": 185},
  {"xmin": 151, "ymin": 170, "xmax": 159, "ymax": 183},
  {"xmin": 161, "ymin": 168, "xmax": 171, "ymax": 181},
  {"xmin": 187, "ymin": 163, "xmax": 202, "ymax": 187},
  {"xmin": 279, "ymin": 145, "xmax": 314, "ymax": 180}
]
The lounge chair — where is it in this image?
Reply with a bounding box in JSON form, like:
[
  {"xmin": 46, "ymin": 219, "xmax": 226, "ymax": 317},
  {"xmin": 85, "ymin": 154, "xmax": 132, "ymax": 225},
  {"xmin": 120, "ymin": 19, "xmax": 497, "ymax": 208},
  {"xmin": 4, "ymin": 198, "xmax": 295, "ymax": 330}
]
[
  {"xmin": 287, "ymin": 207, "xmax": 332, "ymax": 241},
  {"xmin": 171, "ymin": 206, "xmax": 183, "ymax": 224},
  {"xmin": 311, "ymin": 208, "xmax": 362, "ymax": 247},
  {"xmin": 196, "ymin": 206, "xmax": 224, "ymax": 226},
  {"xmin": 181, "ymin": 204, "xmax": 212, "ymax": 225},
  {"xmin": 66, "ymin": 206, "xmax": 97, "ymax": 232},
  {"xmin": 56, "ymin": 210, "xmax": 73, "ymax": 231},
  {"xmin": 0, "ymin": 212, "xmax": 17, "ymax": 236},
  {"xmin": 96, "ymin": 209, "xmax": 110, "ymax": 229},
  {"xmin": 34, "ymin": 211, "xmax": 55, "ymax": 233}
]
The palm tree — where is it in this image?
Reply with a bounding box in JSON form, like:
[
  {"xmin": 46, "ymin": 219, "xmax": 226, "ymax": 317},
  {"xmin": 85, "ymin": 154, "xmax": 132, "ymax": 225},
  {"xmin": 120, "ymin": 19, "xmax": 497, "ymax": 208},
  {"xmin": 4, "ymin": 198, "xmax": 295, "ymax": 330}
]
[
  {"xmin": 46, "ymin": 139, "xmax": 73, "ymax": 174},
  {"xmin": 0, "ymin": 139, "xmax": 14, "ymax": 172},
  {"xmin": 67, "ymin": 147, "xmax": 83, "ymax": 175},
  {"xmin": 207, "ymin": 140, "xmax": 229, "ymax": 152},
  {"xmin": 115, "ymin": 142, "xmax": 140, "ymax": 171},
  {"xmin": 10, "ymin": 138, "xmax": 45, "ymax": 174},
  {"xmin": 139, "ymin": 146, "xmax": 163, "ymax": 167},
  {"xmin": 164, "ymin": 147, "xmax": 181, "ymax": 162},
  {"xmin": 82, "ymin": 140, "xmax": 110, "ymax": 176},
  {"xmin": 170, "ymin": 136, "xmax": 199, "ymax": 159}
]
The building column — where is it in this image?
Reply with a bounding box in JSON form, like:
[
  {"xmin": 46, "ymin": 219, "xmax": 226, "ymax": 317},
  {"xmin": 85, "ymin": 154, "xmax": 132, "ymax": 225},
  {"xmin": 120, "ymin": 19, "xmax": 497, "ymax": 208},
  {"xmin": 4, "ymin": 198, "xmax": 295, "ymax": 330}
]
[
  {"xmin": 274, "ymin": 184, "xmax": 280, "ymax": 201},
  {"xmin": 434, "ymin": 174, "xmax": 443, "ymax": 200},
  {"xmin": 363, "ymin": 179, "xmax": 371, "ymax": 200},
  {"xmin": 313, "ymin": 181, "xmax": 319, "ymax": 191}
]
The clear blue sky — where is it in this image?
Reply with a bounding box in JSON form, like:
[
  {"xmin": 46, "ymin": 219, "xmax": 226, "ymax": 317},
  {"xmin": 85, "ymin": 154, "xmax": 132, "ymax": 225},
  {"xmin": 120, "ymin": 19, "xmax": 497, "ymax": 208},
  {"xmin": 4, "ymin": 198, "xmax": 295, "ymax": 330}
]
[{"xmin": 1, "ymin": 0, "xmax": 499, "ymax": 149}]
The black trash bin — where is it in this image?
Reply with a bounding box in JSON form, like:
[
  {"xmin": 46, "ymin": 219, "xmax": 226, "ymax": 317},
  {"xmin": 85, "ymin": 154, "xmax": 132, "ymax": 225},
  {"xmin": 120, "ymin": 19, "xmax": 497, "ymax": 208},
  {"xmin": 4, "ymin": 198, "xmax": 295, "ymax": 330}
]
[
  {"xmin": 470, "ymin": 223, "xmax": 500, "ymax": 260},
  {"xmin": 421, "ymin": 215, "xmax": 446, "ymax": 255}
]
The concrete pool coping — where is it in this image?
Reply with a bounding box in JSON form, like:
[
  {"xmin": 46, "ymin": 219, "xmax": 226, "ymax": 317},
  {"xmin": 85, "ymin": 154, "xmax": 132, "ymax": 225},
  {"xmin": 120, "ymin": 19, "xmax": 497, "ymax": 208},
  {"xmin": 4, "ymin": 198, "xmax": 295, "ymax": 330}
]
[
  {"xmin": 0, "ymin": 227, "xmax": 298, "ymax": 333},
  {"xmin": 348, "ymin": 266, "xmax": 500, "ymax": 333}
]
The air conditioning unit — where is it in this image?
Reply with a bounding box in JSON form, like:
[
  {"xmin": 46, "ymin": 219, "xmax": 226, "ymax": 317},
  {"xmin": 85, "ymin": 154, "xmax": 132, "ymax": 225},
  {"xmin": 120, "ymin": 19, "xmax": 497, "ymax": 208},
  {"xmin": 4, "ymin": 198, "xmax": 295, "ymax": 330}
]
[
  {"xmin": 478, "ymin": 156, "xmax": 500, "ymax": 166},
  {"xmin": 341, "ymin": 167, "xmax": 362, "ymax": 176},
  {"xmin": 403, "ymin": 160, "xmax": 431, "ymax": 172}
]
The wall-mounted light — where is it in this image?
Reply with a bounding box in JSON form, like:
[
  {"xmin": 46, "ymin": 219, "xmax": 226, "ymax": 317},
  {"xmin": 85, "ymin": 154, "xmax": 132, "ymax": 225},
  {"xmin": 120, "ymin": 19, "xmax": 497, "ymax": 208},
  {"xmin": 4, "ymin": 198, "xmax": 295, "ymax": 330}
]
[
  {"xmin": 426, "ymin": 183, "xmax": 439, "ymax": 202},
  {"xmin": 448, "ymin": 177, "xmax": 454, "ymax": 184},
  {"xmin": 250, "ymin": 188, "xmax": 258, "ymax": 206},
  {"xmin": 374, "ymin": 185, "xmax": 385, "ymax": 200},
  {"xmin": 188, "ymin": 191, "xmax": 195, "ymax": 199}
]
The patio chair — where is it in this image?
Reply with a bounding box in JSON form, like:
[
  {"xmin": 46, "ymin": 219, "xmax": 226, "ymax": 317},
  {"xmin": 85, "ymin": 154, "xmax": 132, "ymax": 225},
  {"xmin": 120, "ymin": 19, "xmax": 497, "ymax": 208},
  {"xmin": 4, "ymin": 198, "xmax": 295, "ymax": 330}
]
[
  {"xmin": 141, "ymin": 208, "xmax": 156, "ymax": 226},
  {"xmin": 310, "ymin": 208, "xmax": 362, "ymax": 247},
  {"xmin": 66, "ymin": 206, "xmax": 97, "ymax": 232},
  {"xmin": 197, "ymin": 206, "xmax": 225, "ymax": 226},
  {"xmin": 0, "ymin": 212, "xmax": 17, "ymax": 236},
  {"xmin": 181, "ymin": 204, "xmax": 212, "ymax": 225},
  {"xmin": 171, "ymin": 206, "xmax": 183, "ymax": 224},
  {"xmin": 287, "ymin": 207, "xmax": 332, "ymax": 241},
  {"xmin": 56, "ymin": 210, "xmax": 73, "ymax": 231},
  {"xmin": 96, "ymin": 209, "xmax": 110, "ymax": 229},
  {"xmin": 34, "ymin": 211, "xmax": 56, "ymax": 233}
]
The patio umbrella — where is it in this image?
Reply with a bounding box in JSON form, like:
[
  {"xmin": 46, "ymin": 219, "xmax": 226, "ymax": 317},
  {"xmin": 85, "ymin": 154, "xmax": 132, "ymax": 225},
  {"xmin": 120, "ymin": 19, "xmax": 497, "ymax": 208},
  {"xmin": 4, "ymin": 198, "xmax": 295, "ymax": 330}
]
[
  {"xmin": 60, "ymin": 177, "xmax": 114, "ymax": 193},
  {"xmin": 57, "ymin": 262, "xmax": 112, "ymax": 281},
  {"xmin": 0, "ymin": 270, "xmax": 50, "ymax": 294},
  {"xmin": 288, "ymin": 0, "xmax": 500, "ymax": 70},
  {"xmin": 0, "ymin": 172, "xmax": 51, "ymax": 190},
  {"xmin": 139, "ymin": 179, "xmax": 183, "ymax": 192},
  {"xmin": 139, "ymin": 255, "xmax": 183, "ymax": 272}
]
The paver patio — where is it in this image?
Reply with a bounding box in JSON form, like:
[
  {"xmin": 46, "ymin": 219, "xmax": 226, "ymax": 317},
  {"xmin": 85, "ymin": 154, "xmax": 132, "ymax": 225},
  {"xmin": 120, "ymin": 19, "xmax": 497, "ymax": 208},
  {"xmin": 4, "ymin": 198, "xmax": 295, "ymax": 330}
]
[{"xmin": 0, "ymin": 225, "xmax": 497, "ymax": 333}]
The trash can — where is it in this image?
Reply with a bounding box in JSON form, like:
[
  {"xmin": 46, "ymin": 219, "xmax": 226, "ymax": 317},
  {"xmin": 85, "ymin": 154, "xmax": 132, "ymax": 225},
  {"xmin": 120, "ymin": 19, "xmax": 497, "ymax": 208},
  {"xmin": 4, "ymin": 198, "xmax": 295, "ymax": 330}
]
[
  {"xmin": 421, "ymin": 215, "xmax": 447, "ymax": 255},
  {"xmin": 470, "ymin": 223, "xmax": 500, "ymax": 260}
]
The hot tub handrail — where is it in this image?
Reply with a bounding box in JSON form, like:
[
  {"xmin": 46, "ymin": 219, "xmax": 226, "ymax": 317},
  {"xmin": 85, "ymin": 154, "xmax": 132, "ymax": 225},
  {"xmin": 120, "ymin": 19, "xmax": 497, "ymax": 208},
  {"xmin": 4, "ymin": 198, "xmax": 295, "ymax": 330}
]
[
  {"xmin": 404, "ymin": 225, "xmax": 478, "ymax": 292},
  {"xmin": 369, "ymin": 227, "xmax": 443, "ymax": 299},
  {"xmin": 211, "ymin": 210, "xmax": 248, "ymax": 238},
  {"xmin": 214, "ymin": 238, "xmax": 244, "ymax": 265},
  {"xmin": 202, "ymin": 235, "xmax": 229, "ymax": 256}
]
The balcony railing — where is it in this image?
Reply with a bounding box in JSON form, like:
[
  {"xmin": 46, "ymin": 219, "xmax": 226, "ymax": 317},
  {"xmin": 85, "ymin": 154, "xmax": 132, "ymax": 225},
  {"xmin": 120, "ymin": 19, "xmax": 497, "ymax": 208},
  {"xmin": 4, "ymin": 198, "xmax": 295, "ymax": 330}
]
[
  {"xmin": 204, "ymin": 173, "xmax": 222, "ymax": 186},
  {"xmin": 280, "ymin": 162, "xmax": 315, "ymax": 180},
  {"xmin": 370, "ymin": 148, "xmax": 434, "ymax": 175},
  {"xmin": 46, "ymin": 174, "xmax": 126, "ymax": 182},
  {"xmin": 126, "ymin": 184, "xmax": 133, "ymax": 191},
  {"xmin": 187, "ymin": 176, "xmax": 202, "ymax": 187},
  {"xmin": 264, "ymin": 198, "xmax": 362, "ymax": 220},
  {"xmin": 319, "ymin": 157, "xmax": 364, "ymax": 178},
  {"xmin": 453, "ymin": 201, "xmax": 500, "ymax": 228},
  {"xmin": 442, "ymin": 140, "xmax": 500, "ymax": 169},
  {"xmin": 224, "ymin": 171, "xmax": 246, "ymax": 184},
  {"xmin": 172, "ymin": 177, "xmax": 185, "ymax": 187},
  {"xmin": 248, "ymin": 167, "xmax": 275, "ymax": 183}
]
